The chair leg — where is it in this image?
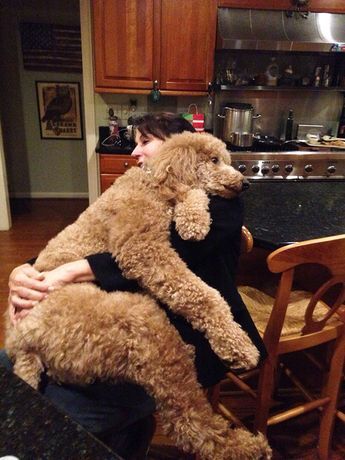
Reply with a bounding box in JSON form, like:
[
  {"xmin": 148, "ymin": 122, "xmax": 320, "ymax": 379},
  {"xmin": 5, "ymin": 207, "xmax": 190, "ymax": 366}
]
[
  {"xmin": 253, "ymin": 356, "xmax": 278, "ymax": 435},
  {"xmin": 206, "ymin": 383, "xmax": 220, "ymax": 411},
  {"xmin": 318, "ymin": 332, "xmax": 345, "ymax": 460}
]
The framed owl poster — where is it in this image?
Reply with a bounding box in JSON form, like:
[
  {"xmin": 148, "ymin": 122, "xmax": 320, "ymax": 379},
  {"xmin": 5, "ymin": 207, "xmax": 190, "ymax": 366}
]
[{"xmin": 36, "ymin": 81, "xmax": 83, "ymax": 140}]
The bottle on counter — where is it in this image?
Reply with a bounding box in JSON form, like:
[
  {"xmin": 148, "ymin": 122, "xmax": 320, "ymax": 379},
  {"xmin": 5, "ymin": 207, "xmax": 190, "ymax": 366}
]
[
  {"xmin": 285, "ymin": 109, "xmax": 294, "ymax": 141},
  {"xmin": 108, "ymin": 108, "xmax": 119, "ymax": 136},
  {"xmin": 313, "ymin": 66, "xmax": 322, "ymax": 87},
  {"xmin": 322, "ymin": 64, "xmax": 332, "ymax": 88},
  {"xmin": 337, "ymin": 97, "xmax": 345, "ymax": 138}
]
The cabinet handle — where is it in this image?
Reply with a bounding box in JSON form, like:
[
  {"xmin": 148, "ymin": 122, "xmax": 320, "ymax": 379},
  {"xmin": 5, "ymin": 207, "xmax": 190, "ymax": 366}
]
[
  {"xmin": 124, "ymin": 161, "xmax": 129, "ymax": 167},
  {"xmin": 151, "ymin": 80, "xmax": 161, "ymax": 103}
]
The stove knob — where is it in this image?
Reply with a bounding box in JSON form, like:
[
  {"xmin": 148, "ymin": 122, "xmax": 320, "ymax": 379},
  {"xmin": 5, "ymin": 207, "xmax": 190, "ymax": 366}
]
[
  {"xmin": 261, "ymin": 165, "xmax": 270, "ymax": 175},
  {"xmin": 327, "ymin": 165, "xmax": 336, "ymax": 174},
  {"xmin": 251, "ymin": 165, "xmax": 260, "ymax": 173},
  {"xmin": 271, "ymin": 164, "xmax": 280, "ymax": 173},
  {"xmin": 238, "ymin": 164, "xmax": 247, "ymax": 173},
  {"xmin": 285, "ymin": 164, "xmax": 293, "ymax": 173},
  {"xmin": 304, "ymin": 164, "xmax": 313, "ymax": 173}
]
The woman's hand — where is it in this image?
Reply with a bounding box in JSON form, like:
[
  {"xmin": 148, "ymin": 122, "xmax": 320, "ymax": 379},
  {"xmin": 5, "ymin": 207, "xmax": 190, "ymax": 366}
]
[
  {"xmin": 42, "ymin": 260, "xmax": 95, "ymax": 288},
  {"xmin": 8, "ymin": 260, "xmax": 95, "ymax": 325},
  {"xmin": 8, "ymin": 263, "xmax": 49, "ymax": 324}
]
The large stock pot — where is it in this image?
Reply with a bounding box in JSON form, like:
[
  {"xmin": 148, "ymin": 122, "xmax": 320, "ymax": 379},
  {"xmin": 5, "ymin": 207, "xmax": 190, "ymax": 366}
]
[{"xmin": 218, "ymin": 103, "xmax": 261, "ymax": 147}]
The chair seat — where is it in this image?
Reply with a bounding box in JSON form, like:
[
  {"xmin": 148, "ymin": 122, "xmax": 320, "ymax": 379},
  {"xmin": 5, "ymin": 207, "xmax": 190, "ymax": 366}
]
[{"xmin": 239, "ymin": 285, "xmax": 342, "ymax": 337}]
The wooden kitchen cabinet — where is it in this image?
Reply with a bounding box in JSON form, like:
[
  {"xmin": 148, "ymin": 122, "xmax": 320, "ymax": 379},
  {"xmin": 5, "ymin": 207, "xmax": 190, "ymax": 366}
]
[
  {"xmin": 92, "ymin": 0, "xmax": 217, "ymax": 95},
  {"xmin": 217, "ymin": 0, "xmax": 345, "ymax": 13},
  {"xmin": 99, "ymin": 154, "xmax": 137, "ymax": 193}
]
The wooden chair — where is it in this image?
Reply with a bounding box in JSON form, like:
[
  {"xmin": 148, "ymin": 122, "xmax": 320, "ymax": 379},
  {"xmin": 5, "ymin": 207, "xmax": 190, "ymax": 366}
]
[
  {"xmin": 219, "ymin": 234, "xmax": 345, "ymax": 460},
  {"xmin": 240, "ymin": 224, "xmax": 253, "ymax": 254}
]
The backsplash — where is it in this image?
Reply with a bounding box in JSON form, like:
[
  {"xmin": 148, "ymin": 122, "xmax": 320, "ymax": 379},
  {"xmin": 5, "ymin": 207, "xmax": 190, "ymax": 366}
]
[
  {"xmin": 94, "ymin": 93, "xmax": 213, "ymax": 129},
  {"xmin": 94, "ymin": 88, "xmax": 342, "ymax": 142},
  {"xmin": 214, "ymin": 90, "xmax": 342, "ymax": 140}
]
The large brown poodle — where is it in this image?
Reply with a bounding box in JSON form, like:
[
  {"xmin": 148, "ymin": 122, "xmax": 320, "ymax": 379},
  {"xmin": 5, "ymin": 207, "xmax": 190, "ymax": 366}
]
[{"xmin": 5, "ymin": 132, "xmax": 271, "ymax": 459}]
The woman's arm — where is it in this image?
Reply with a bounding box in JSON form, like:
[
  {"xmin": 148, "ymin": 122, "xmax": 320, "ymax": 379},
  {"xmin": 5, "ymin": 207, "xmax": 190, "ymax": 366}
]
[
  {"xmin": 8, "ymin": 260, "xmax": 96, "ymax": 324},
  {"xmin": 9, "ymin": 195, "xmax": 243, "ymax": 323}
]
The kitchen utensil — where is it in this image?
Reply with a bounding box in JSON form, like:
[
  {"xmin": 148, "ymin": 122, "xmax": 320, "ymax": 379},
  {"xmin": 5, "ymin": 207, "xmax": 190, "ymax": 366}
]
[
  {"xmin": 296, "ymin": 124, "xmax": 324, "ymax": 140},
  {"xmin": 218, "ymin": 103, "xmax": 261, "ymax": 147}
]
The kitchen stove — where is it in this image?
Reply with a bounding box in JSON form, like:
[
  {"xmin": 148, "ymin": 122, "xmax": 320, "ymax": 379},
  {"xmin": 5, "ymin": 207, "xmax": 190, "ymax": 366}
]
[
  {"xmin": 231, "ymin": 151, "xmax": 345, "ymax": 180},
  {"xmin": 230, "ymin": 150, "xmax": 345, "ymax": 248}
]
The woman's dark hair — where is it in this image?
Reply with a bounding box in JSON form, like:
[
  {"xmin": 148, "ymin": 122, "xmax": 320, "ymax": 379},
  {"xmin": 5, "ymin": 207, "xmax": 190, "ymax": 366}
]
[{"xmin": 133, "ymin": 112, "xmax": 195, "ymax": 140}]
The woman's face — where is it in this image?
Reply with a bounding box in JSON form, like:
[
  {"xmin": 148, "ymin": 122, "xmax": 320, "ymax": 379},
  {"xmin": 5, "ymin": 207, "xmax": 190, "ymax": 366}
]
[{"xmin": 131, "ymin": 131, "xmax": 164, "ymax": 166}]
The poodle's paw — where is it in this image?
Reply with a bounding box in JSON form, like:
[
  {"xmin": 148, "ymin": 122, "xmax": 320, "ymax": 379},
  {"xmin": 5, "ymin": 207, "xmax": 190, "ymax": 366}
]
[
  {"xmin": 211, "ymin": 428, "xmax": 272, "ymax": 460},
  {"xmin": 174, "ymin": 189, "xmax": 211, "ymax": 241},
  {"xmin": 231, "ymin": 337, "xmax": 260, "ymax": 370},
  {"xmin": 207, "ymin": 328, "xmax": 260, "ymax": 371}
]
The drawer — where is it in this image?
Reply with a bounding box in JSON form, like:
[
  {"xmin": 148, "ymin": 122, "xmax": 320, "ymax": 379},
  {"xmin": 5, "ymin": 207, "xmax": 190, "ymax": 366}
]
[
  {"xmin": 100, "ymin": 174, "xmax": 120, "ymax": 193},
  {"xmin": 99, "ymin": 154, "xmax": 137, "ymax": 174}
]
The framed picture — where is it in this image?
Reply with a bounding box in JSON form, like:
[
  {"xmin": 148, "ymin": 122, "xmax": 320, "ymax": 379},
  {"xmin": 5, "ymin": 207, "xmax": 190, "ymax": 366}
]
[{"xmin": 36, "ymin": 81, "xmax": 83, "ymax": 140}]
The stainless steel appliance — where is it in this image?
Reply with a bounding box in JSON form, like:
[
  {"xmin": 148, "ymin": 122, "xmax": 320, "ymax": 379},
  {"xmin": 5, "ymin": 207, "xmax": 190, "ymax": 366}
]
[
  {"xmin": 231, "ymin": 151, "xmax": 345, "ymax": 180},
  {"xmin": 230, "ymin": 150, "xmax": 345, "ymax": 248},
  {"xmin": 217, "ymin": 9, "xmax": 345, "ymax": 52},
  {"xmin": 218, "ymin": 103, "xmax": 261, "ymax": 148}
]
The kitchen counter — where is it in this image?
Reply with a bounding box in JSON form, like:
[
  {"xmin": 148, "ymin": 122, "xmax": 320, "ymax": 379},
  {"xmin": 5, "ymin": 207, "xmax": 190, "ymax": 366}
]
[
  {"xmin": 242, "ymin": 180, "xmax": 345, "ymax": 250},
  {"xmin": 96, "ymin": 140, "xmax": 134, "ymax": 155},
  {"xmin": 0, "ymin": 366, "xmax": 123, "ymax": 460}
]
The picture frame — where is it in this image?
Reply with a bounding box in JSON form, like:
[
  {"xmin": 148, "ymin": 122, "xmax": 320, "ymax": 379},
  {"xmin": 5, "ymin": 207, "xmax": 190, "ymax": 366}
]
[{"xmin": 36, "ymin": 81, "xmax": 83, "ymax": 140}]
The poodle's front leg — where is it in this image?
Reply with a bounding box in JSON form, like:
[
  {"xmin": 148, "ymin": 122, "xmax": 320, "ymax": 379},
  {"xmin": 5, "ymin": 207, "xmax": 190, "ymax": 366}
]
[
  {"xmin": 122, "ymin": 304, "xmax": 271, "ymax": 460},
  {"xmin": 113, "ymin": 236, "xmax": 259, "ymax": 370}
]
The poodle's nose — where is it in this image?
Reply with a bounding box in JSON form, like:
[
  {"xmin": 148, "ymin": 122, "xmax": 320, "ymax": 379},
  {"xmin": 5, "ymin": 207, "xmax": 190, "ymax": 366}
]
[{"xmin": 241, "ymin": 179, "xmax": 250, "ymax": 191}]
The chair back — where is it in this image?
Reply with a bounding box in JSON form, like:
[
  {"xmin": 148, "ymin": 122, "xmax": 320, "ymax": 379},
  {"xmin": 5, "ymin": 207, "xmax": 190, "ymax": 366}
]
[{"xmin": 263, "ymin": 235, "xmax": 345, "ymax": 352}]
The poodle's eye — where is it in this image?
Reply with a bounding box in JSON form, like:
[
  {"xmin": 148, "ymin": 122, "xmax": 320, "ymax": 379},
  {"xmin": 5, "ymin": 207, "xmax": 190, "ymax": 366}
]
[{"xmin": 211, "ymin": 157, "xmax": 219, "ymax": 164}]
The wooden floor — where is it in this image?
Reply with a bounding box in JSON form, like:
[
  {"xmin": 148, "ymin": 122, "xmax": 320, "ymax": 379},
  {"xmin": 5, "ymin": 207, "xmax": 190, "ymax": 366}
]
[
  {"xmin": 0, "ymin": 198, "xmax": 89, "ymax": 346},
  {"xmin": 1, "ymin": 199, "xmax": 344, "ymax": 459}
]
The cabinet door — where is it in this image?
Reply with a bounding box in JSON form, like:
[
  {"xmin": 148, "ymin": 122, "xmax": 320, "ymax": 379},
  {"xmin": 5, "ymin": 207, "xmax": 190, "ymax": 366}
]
[
  {"xmin": 93, "ymin": 0, "xmax": 156, "ymax": 91},
  {"xmin": 159, "ymin": 0, "xmax": 217, "ymax": 93}
]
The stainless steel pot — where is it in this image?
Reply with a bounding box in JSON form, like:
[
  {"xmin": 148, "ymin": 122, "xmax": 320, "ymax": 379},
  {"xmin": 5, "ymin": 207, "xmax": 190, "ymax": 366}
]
[{"xmin": 218, "ymin": 103, "xmax": 261, "ymax": 147}]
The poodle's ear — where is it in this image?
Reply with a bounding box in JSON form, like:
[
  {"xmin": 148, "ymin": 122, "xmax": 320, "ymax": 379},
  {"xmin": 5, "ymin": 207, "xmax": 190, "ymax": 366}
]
[
  {"xmin": 148, "ymin": 133, "xmax": 199, "ymax": 201},
  {"xmin": 174, "ymin": 189, "xmax": 211, "ymax": 241}
]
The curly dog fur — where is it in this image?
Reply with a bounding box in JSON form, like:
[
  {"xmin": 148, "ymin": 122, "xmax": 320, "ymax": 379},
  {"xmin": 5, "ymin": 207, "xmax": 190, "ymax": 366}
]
[{"xmin": 5, "ymin": 132, "xmax": 271, "ymax": 459}]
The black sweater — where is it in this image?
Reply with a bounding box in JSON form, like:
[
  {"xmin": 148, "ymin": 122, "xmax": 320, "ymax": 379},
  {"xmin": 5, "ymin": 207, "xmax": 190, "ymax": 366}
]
[{"xmin": 86, "ymin": 195, "xmax": 266, "ymax": 388}]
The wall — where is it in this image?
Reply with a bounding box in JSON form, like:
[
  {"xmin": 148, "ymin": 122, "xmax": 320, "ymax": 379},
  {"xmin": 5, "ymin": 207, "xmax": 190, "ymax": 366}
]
[
  {"xmin": 0, "ymin": 0, "xmax": 87, "ymax": 198},
  {"xmin": 0, "ymin": 118, "xmax": 11, "ymax": 230},
  {"xmin": 214, "ymin": 89, "xmax": 342, "ymax": 140}
]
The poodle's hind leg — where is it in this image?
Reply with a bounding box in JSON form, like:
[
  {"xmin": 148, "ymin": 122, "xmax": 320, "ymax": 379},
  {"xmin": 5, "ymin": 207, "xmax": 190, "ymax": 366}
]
[{"xmin": 13, "ymin": 351, "xmax": 44, "ymax": 389}]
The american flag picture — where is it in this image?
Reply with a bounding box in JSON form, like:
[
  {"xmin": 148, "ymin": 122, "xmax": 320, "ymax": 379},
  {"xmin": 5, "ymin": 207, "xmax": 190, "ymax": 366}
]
[{"xmin": 20, "ymin": 23, "xmax": 82, "ymax": 73}]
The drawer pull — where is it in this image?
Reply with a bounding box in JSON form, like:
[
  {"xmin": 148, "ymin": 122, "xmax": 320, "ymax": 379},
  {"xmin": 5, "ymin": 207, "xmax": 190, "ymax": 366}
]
[{"xmin": 124, "ymin": 162, "xmax": 129, "ymax": 167}]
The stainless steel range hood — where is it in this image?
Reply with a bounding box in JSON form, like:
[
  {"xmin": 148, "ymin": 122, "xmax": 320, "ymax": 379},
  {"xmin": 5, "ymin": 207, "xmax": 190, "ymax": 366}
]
[{"xmin": 217, "ymin": 9, "xmax": 345, "ymax": 52}]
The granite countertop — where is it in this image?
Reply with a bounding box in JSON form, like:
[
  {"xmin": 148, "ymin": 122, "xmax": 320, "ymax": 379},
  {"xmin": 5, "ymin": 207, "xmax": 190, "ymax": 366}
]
[
  {"xmin": 242, "ymin": 180, "xmax": 345, "ymax": 249},
  {"xmin": 0, "ymin": 366, "xmax": 123, "ymax": 460},
  {"xmin": 96, "ymin": 140, "xmax": 134, "ymax": 155}
]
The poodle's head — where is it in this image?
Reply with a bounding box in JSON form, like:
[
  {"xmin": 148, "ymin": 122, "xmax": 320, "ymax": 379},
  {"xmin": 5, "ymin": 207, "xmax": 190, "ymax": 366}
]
[{"xmin": 148, "ymin": 131, "xmax": 247, "ymax": 201}]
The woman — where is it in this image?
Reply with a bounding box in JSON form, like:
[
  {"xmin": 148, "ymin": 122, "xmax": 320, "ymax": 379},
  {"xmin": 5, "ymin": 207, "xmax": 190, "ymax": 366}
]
[{"xmin": 3, "ymin": 113, "xmax": 266, "ymax": 458}]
